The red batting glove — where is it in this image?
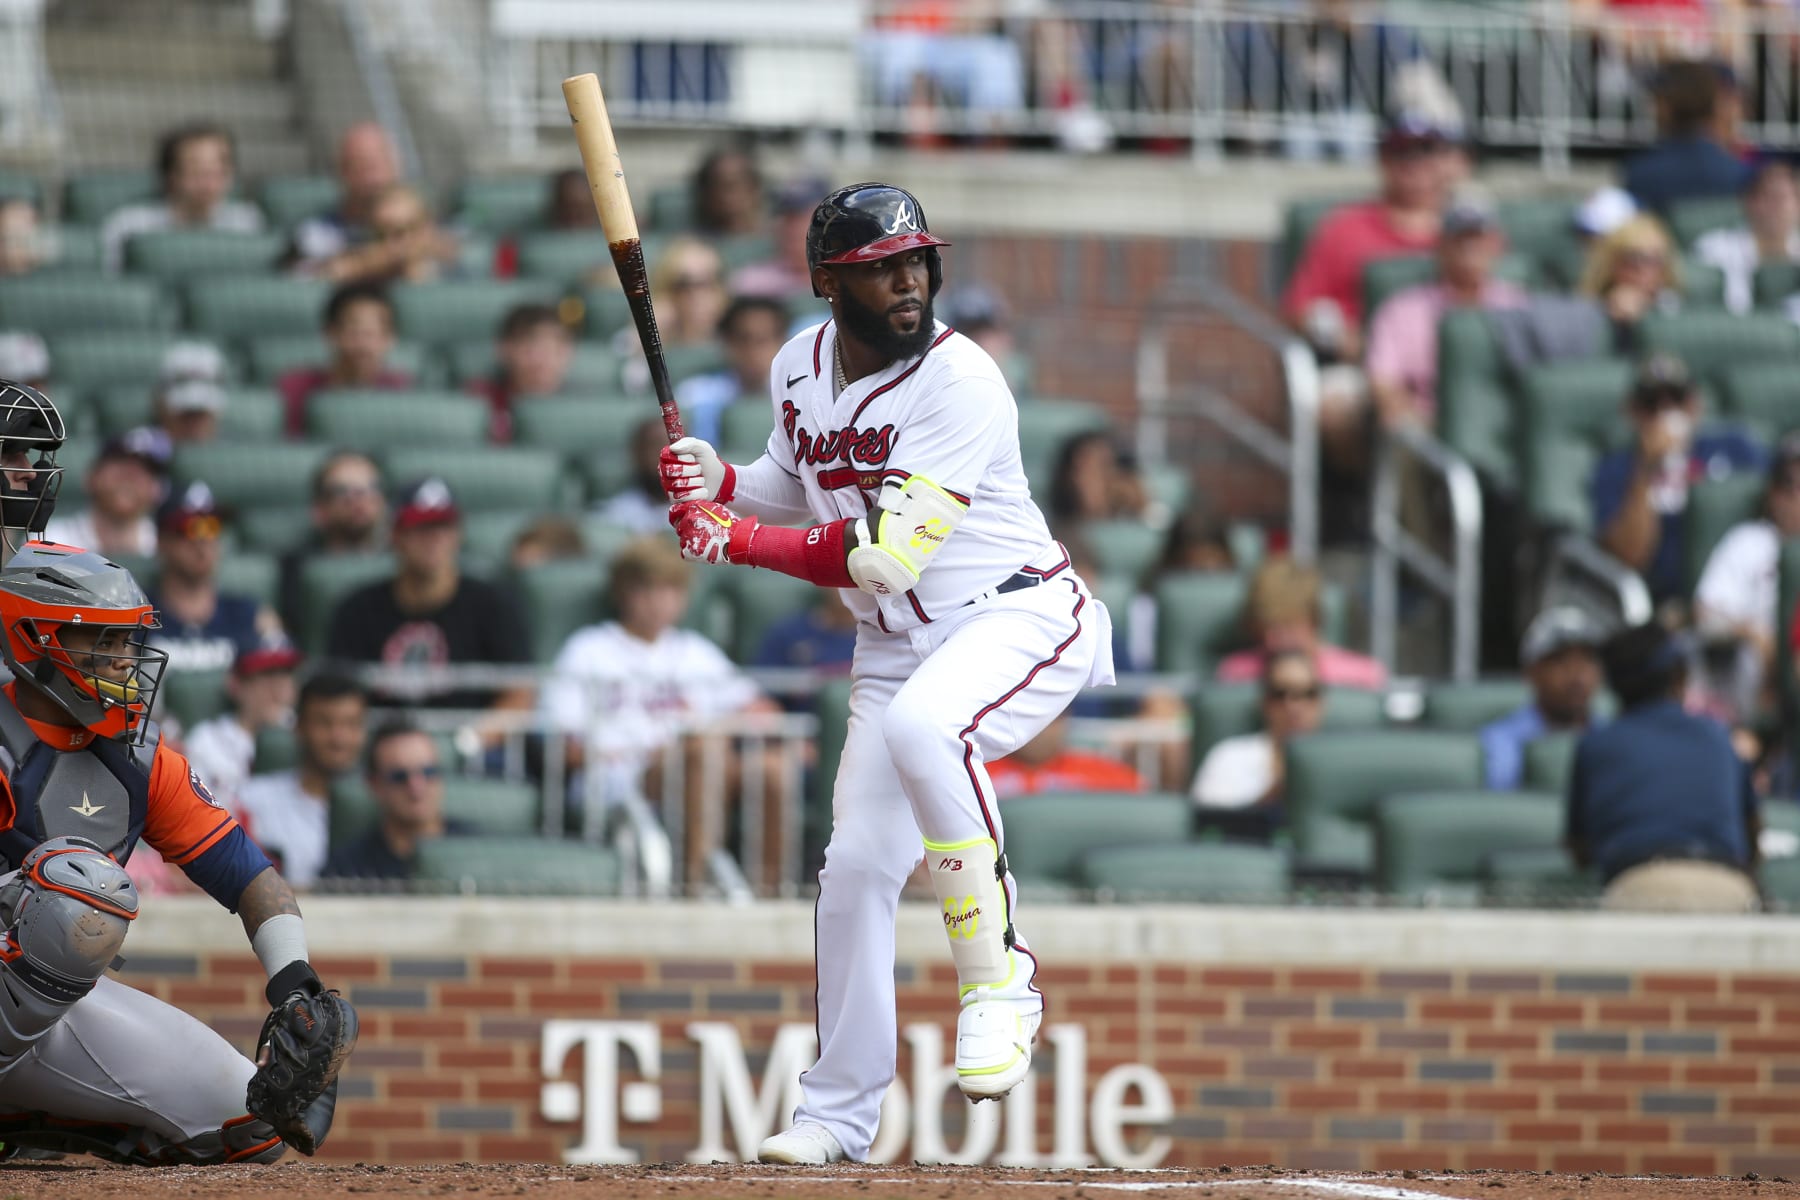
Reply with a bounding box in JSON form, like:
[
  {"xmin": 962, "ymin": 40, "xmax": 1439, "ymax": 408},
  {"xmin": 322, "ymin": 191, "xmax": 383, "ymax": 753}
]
[{"xmin": 669, "ymin": 500, "xmax": 758, "ymax": 565}]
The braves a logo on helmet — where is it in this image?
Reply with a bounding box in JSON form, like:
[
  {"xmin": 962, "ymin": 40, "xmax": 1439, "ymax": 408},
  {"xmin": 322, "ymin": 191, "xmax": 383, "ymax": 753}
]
[{"xmin": 881, "ymin": 200, "xmax": 920, "ymax": 236}]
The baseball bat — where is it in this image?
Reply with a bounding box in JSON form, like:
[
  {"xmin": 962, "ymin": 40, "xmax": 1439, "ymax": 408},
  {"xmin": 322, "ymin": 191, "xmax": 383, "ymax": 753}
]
[{"xmin": 561, "ymin": 72, "xmax": 686, "ymax": 443}]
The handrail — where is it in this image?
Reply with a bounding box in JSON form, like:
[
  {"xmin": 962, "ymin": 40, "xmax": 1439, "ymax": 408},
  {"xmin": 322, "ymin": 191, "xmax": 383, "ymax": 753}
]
[
  {"xmin": 1544, "ymin": 534, "xmax": 1655, "ymax": 629},
  {"xmin": 1369, "ymin": 423, "xmax": 1483, "ymax": 681},
  {"xmin": 338, "ymin": 0, "xmax": 423, "ymax": 182}
]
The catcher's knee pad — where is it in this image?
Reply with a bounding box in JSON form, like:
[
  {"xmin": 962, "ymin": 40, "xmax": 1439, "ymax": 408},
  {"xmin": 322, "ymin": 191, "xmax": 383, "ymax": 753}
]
[
  {"xmin": 924, "ymin": 835, "xmax": 1016, "ymax": 996},
  {"xmin": 0, "ymin": 837, "xmax": 137, "ymax": 1060}
]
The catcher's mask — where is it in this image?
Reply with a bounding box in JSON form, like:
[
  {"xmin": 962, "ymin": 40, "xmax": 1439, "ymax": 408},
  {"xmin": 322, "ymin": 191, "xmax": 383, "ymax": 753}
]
[
  {"xmin": 0, "ymin": 381, "xmax": 65, "ymax": 557},
  {"xmin": 0, "ymin": 542, "xmax": 166, "ymax": 743}
]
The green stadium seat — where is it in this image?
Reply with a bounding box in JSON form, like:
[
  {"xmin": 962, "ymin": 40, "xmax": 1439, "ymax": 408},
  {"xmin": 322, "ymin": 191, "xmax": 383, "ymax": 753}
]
[
  {"xmin": 172, "ymin": 441, "xmax": 332, "ymax": 510},
  {"xmin": 1759, "ymin": 857, "xmax": 1800, "ymax": 910},
  {"xmin": 1016, "ymin": 398, "xmax": 1111, "ymax": 493},
  {"xmin": 1143, "ymin": 462, "xmax": 1192, "ymax": 516},
  {"xmin": 391, "ymin": 280, "xmax": 561, "ymax": 346},
  {"xmin": 1753, "ymin": 261, "xmax": 1800, "ymax": 310},
  {"xmin": 216, "ymin": 551, "xmax": 279, "ymax": 608},
  {"xmin": 651, "ymin": 343, "xmax": 725, "ymax": 387},
  {"xmin": 1082, "ymin": 518, "xmax": 1162, "ymax": 582},
  {"xmin": 441, "ymin": 776, "xmax": 541, "ymax": 835},
  {"xmin": 0, "ymin": 274, "xmax": 169, "ymax": 334},
  {"xmin": 64, "ymin": 171, "xmax": 157, "ymax": 225},
  {"xmin": 1681, "ymin": 261, "xmax": 1727, "ymax": 309},
  {"xmin": 512, "ymin": 396, "xmax": 651, "ymax": 492},
  {"xmin": 0, "ymin": 171, "xmax": 41, "ymax": 207},
  {"xmin": 515, "ymin": 230, "xmax": 662, "ymax": 288},
  {"xmin": 235, "ymin": 505, "xmax": 311, "ymax": 554},
  {"xmin": 413, "ymin": 836, "xmax": 622, "ymax": 895},
  {"xmin": 1191, "ymin": 682, "xmax": 1385, "ymax": 762},
  {"xmin": 442, "ymin": 338, "xmax": 620, "ymax": 393},
  {"xmin": 259, "ymin": 175, "xmax": 340, "ymax": 229},
  {"xmin": 1284, "ymin": 730, "xmax": 1484, "ymax": 876},
  {"xmin": 580, "ymin": 283, "xmax": 632, "ymax": 339},
  {"xmin": 1521, "ymin": 731, "xmax": 1578, "ymax": 793},
  {"xmin": 186, "ymin": 277, "xmax": 330, "ymax": 341},
  {"xmin": 1668, "ymin": 195, "xmax": 1744, "ymax": 248},
  {"xmin": 1374, "ymin": 789, "xmax": 1564, "ymax": 900},
  {"xmin": 1685, "ymin": 474, "xmax": 1765, "ymax": 594},
  {"xmin": 1518, "ymin": 357, "xmax": 1633, "ymax": 530},
  {"xmin": 243, "ymin": 334, "xmax": 435, "ymax": 386},
  {"xmin": 1076, "ymin": 842, "xmax": 1290, "ymax": 903},
  {"xmin": 123, "ymin": 229, "xmax": 286, "ymax": 283},
  {"xmin": 1001, "ymin": 791, "xmax": 1193, "ymax": 888},
  {"xmin": 46, "ymin": 332, "xmax": 215, "ymax": 392},
  {"xmin": 455, "ymin": 233, "xmax": 498, "ymax": 280},
  {"xmin": 1435, "ymin": 309, "xmax": 1517, "ymax": 488},
  {"xmin": 517, "ymin": 558, "xmax": 608, "ymax": 664},
  {"xmin": 1155, "ymin": 570, "xmax": 1348, "ymax": 676},
  {"xmin": 216, "ymin": 387, "xmax": 286, "ymax": 442},
  {"xmin": 579, "ymin": 518, "xmax": 641, "ymax": 566},
  {"xmin": 721, "ymin": 568, "xmax": 817, "ymax": 663},
  {"xmin": 297, "ymin": 553, "xmax": 393, "ymax": 655},
  {"xmin": 1498, "ymin": 196, "xmax": 1584, "ymax": 288},
  {"xmin": 1640, "ymin": 311, "xmax": 1800, "ymax": 383},
  {"xmin": 459, "ymin": 509, "xmax": 536, "ymax": 572},
  {"xmin": 1362, "ymin": 253, "xmax": 1534, "ymax": 325},
  {"xmin": 1277, "ymin": 194, "xmax": 1353, "ymax": 292},
  {"xmin": 384, "ymin": 445, "xmax": 569, "ymax": 510},
  {"xmin": 160, "ymin": 667, "xmax": 229, "ymax": 729},
  {"xmin": 1479, "ymin": 845, "xmax": 1595, "ymax": 907},
  {"xmin": 718, "ymin": 398, "xmax": 773, "ymax": 460},
  {"xmin": 306, "ymin": 389, "xmax": 489, "ymax": 448},
  {"xmin": 715, "ymin": 234, "xmax": 774, "ymax": 273},
  {"xmin": 1717, "ymin": 360, "xmax": 1800, "ymax": 439},
  {"xmin": 1419, "ymin": 677, "xmax": 1531, "ymax": 732},
  {"xmin": 48, "ymin": 225, "xmax": 103, "ymax": 273},
  {"xmin": 92, "ymin": 386, "xmax": 152, "ymax": 436},
  {"xmin": 455, "ymin": 175, "xmax": 549, "ymax": 234},
  {"xmin": 253, "ymin": 725, "xmax": 299, "ymax": 774},
  {"xmin": 648, "ymin": 184, "xmax": 693, "ymax": 234}
]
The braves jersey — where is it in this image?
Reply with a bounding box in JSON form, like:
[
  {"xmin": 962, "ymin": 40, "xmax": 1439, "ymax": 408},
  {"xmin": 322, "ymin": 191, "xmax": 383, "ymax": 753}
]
[{"xmin": 732, "ymin": 319, "xmax": 1055, "ymax": 631}]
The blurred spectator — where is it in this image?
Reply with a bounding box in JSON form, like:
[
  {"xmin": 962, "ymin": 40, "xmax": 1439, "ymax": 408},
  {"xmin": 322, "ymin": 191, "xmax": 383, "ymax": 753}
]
[
  {"xmin": 1577, "ymin": 214, "xmax": 1681, "ymax": 349},
  {"xmin": 594, "ymin": 417, "xmax": 671, "ymax": 536},
  {"xmin": 863, "ymin": 2, "xmax": 1027, "ymax": 144},
  {"xmin": 988, "ymin": 709, "xmax": 1144, "ymax": 800},
  {"xmin": 1569, "ymin": 623, "xmax": 1760, "ymax": 913},
  {"xmin": 1125, "ymin": 505, "xmax": 1239, "ymax": 674},
  {"xmin": 102, "ymin": 123, "xmax": 263, "ymax": 273},
  {"xmin": 691, "ymin": 146, "xmax": 765, "ymax": 238},
  {"xmin": 1479, "ymin": 607, "xmax": 1604, "ymax": 791},
  {"xmin": 754, "ymin": 590, "xmax": 859, "ymax": 677},
  {"xmin": 1593, "ymin": 353, "xmax": 1768, "ymax": 605},
  {"xmin": 1574, "ymin": 186, "xmax": 1639, "ymax": 245},
  {"xmin": 1696, "ymin": 439, "xmax": 1800, "ymax": 714},
  {"xmin": 310, "ymin": 183, "xmax": 459, "ymax": 287},
  {"xmin": 1190, "ymin": 649, "xmax": 1325, "ymax": 828},
  {"xmin": 183, "ymin": 636, "xmax": 302, "ymax": 812},
  {"xmin": 152, "ymin": 341, "xmax": 229, "ymax": 445},
  {"xmin": 1365, "ymin": 197, "xmax": 1527, "ymax": 429},
  {"xmin": 546, "ymin": 167, "xmax": 599, "ymax": 230},
  {"xmin": 1048, "ymin": 430, "xmax": 1151, "ymax": 530},
  {"xmin": 321, "ymin": 719, "xmax": 473, "ymax": 884},
  {"xmin": 0, "ymin": 332, "xmax": 49, "ymax": 391},
  {"xmin": 325, "ymin": 477, "xmax": 532, "ymax": 712},
  {"xmin": 469, "ymin": 303, "xmax": 574, "ymax": 441},
  {"xmin": 1695, "ymin": 159, "xmax": 1800, "ymax": 314},
  {"xmin": 510, "ymin": 514, "xmax": 588, "ymax": 571},
  {"xmin": 279, "ymin": 282, "xmax": 413, "ymax": 436},
  {"xmin": 1623, "ymin": 59, "xmax": 1752, "ymax": 219},
  {"xmin": 729, "ymin": 180, "xmax": 820, "ymax": 301},
  {"xmin": 236, "ymin": 673, "xmax": 368, "ymax": 889},
  {"xmin": 939, "ymin": 285, "xmax": 1029, "ymax": 393},
  {"xmin": 674, "ymin": 295, "xmax": 788, "ymax": 446},
  {"xmin": 149, "ymin": 482, "xmax": 284, "ymax": 679},
  {"xmin": 0, "ymin": 198, "xmax": 48, "ymax": 277},
  {"xmin": 1216, "ymin": 557, "xmax": 1387, "ymax": 690},
  {"xmin": 277, "ymin": 450, "xmax": 387, "ymax": 629},
  {"xmin": 291, "ymin": 122, "xmax": 402, "ymax": 273},
  {"xmin": 44, "ymin": 426, "xmax": 170, "ymax": 558},
  {"xmin": 620, "ymin": 238, "xmax": 728, "ymax": 393},
  {"xmin": 1283, "ymin": 113, "xmax": 1452, "ymax": 362}
]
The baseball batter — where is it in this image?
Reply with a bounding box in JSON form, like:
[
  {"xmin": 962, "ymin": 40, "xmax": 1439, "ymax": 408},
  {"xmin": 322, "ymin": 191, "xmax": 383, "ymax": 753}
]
[{"xmin": 662, "ymin": 183, "xmax": 1114, "ymax": 1165}]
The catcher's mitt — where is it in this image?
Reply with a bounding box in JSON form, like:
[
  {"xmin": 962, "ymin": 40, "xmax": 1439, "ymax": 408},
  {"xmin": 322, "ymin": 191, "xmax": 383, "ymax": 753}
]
[{"xmin": 246, "ymin": 961, "xmax": 359, "ymax": 1155}]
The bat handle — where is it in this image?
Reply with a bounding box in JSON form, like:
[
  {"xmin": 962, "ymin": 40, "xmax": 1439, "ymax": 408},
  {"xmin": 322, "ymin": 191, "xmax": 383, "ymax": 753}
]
[{"xmin": 660, "ymin": 398, "xmax": 686, "ymax": 444}]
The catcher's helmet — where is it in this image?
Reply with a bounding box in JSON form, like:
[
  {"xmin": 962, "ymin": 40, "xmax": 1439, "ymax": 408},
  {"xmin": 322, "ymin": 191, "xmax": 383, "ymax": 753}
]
[
  {"xmin": 0, "ymin": 542, "xmax": 166, "ymax": 743},
  {"xmin": 0, "ymin": 381, "xmax": 65, "ymax": 552},
  {"xmin": 805, "ymin": 182, "xmax": 950, "ymax": 299}
]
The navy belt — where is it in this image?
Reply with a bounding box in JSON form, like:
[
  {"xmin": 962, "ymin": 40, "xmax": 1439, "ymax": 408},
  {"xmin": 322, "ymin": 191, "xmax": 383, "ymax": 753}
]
[
  {"xmin": 995, "ymin": 571, "xmax": 1041, "ymax": 595},
  {"xmin": 963, "ymin": 560, "xmax": 1068, "ymax": 608}
]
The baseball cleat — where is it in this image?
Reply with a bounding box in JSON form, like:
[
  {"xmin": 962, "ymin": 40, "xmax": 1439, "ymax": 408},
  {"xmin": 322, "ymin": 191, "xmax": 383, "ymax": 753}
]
[
  {"xmin": 757, "ymin": 1121, "xmax": 846, "ymax": 1165},
  {"xmin": 955, "ymin": 987, "xmax": 1040, "ymax": 1102}
]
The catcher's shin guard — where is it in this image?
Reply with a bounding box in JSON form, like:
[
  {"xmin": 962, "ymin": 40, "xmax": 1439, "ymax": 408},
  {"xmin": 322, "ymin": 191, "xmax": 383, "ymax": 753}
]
[{"xmin": 0, "ymin": 837, "xmax": 137, "ymax": 1063}]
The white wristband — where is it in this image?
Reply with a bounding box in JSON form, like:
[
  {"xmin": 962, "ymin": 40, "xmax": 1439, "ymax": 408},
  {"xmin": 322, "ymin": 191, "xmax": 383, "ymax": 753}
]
[{"xmin": 251, "ymin": 913, "xmax": 310, "ymax": 980}]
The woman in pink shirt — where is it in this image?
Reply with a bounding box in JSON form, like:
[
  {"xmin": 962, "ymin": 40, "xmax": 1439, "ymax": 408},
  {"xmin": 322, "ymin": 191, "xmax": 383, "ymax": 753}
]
[{"xmin": 1215, "ymin": 557, "xmax": 1387, "ymax": 690}]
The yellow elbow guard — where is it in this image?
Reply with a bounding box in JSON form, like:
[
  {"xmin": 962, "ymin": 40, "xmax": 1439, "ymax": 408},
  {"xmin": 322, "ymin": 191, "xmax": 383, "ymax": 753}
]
[{"xmin": 846, "ymin": 474, "xmax": 969, "ymax": 597}]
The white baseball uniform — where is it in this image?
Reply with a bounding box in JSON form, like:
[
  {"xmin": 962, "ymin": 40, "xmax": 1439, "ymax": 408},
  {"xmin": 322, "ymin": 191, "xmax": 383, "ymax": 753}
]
[{"xmin": 724, "ymin": 318, "xmax": 1115, "ymax": 1159}]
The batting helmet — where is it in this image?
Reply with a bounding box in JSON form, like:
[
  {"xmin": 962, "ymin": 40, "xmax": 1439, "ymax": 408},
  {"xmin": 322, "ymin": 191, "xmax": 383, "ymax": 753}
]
[
  {"xmin": 805, "ymin": 182, "xmax": 950, "ymax": 299},
  {"xmin": 0, "ymin": 381, "xmax": 65, "ymax": 550},
  {"xmin": 0, "ymin": 543, "xmax": 167, "ymax": 743}
]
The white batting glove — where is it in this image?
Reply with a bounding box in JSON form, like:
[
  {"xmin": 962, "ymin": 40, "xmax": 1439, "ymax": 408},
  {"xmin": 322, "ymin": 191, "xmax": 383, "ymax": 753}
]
[{"xmin": 658, "ymin": 436, "xmax": 735, "ymax": 504}]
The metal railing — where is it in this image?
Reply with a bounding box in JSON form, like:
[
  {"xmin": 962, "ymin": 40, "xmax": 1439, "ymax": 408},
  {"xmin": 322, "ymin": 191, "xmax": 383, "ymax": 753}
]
[{"xmin": 1539, "ymin": 532, "xmax": 1655, "ymax": 632}]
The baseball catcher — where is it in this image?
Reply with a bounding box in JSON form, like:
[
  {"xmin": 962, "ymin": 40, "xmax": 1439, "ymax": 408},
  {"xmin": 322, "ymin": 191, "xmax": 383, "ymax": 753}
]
[{"xmin": 0, "ymin": 380, "xmax": 354, "ymax": 1164}]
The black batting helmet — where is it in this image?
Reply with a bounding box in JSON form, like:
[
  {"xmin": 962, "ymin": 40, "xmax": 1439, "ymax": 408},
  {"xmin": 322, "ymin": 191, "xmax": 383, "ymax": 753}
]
[
  {"xmin": 805, "ymin": 182, "xmax": 950, "ymax": 299},
  {"xmin": 0, "ymin": 380, "xmax": 64, "ymax": 549}
]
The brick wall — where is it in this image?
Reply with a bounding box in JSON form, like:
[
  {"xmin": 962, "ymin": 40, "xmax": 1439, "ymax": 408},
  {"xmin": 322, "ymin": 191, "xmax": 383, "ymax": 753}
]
[{"xmin": 120, "ymin": 949, "xmax": 1800, "ymax": 1172}]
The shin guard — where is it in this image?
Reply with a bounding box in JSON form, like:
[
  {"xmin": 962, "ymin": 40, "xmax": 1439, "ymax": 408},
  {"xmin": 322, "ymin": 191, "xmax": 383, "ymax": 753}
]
[{"xmin": 923, "ymin": 836, "xmax": 1015, "ymax": 999}]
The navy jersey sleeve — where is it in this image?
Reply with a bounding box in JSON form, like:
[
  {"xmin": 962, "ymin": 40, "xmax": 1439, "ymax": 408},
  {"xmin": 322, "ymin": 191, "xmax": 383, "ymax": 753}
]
[{"xmin": 182, "ymin": 825, "xmax": 277, "ymax": 911}]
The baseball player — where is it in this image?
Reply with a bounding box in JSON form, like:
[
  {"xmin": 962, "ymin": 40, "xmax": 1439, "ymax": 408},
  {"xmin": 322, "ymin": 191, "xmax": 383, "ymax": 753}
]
[
  {"xmin": 662, "ymin": 183, "xmax": 1114, "ymax": 1165},
  {"xmin": 0, "ymin": 381, "xmax": 354, "ymax": 1165}
]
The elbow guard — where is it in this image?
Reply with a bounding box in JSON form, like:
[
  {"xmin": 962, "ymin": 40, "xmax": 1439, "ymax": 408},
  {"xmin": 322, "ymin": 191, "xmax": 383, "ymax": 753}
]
[{"xmin": 846, "ymin": 474, "xmax": 969, "ymax": 597}]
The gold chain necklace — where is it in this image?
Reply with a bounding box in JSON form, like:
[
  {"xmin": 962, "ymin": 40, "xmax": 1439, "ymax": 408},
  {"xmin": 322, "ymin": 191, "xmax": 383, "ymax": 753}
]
[{"xmin": 833, "ymin": 339, "xmax": 848, "ymax": 396}]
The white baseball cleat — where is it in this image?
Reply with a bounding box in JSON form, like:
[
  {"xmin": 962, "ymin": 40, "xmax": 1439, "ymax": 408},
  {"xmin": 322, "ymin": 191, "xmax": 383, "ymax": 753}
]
[
  {"xmin": 955, "ymin": 987, "xmax": 1040, "ymax": 1102},
  {"xmin": 757, "ymin": 1121, "xmax": 846, "ymax": 1165}
]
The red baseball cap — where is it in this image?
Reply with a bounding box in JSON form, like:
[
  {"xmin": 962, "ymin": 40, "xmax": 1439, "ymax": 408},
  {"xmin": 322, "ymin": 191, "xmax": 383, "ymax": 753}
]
[
  {"xmin": 393, "ymin": 476, "xmax": 460, "ymax": 530},
  {"xmin": 234, "ymin": 634, "xmax": 302, "ymax": 677}
]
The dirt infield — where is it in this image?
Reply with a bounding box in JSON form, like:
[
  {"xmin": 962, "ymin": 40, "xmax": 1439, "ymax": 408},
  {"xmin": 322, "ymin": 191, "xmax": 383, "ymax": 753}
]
[{"xmin": 3, "ymin": 1161, "xmax": 1795, "ymax": 1200}]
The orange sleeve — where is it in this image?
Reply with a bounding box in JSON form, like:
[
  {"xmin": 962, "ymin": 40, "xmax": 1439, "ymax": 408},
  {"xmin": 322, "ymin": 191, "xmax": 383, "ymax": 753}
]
[{"xmin": 141, "ymin": 741, "xmax": 242, "ymax": 867}]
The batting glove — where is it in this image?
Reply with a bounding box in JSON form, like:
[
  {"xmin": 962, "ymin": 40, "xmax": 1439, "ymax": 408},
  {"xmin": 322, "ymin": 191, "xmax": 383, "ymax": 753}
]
[
  {"xmin": 660, "ymin": 437, "xmax": 735, "ymax": 504},
  {"xmin": 670, "ymin": 500, "xmax": 758, "ymax": 565}
]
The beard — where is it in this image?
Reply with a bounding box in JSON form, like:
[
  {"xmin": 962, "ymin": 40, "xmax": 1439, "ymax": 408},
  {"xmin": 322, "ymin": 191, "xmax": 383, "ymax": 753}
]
[{"xmin": 835, "ymin": 286, "xmax": 936, "ymax": 364}]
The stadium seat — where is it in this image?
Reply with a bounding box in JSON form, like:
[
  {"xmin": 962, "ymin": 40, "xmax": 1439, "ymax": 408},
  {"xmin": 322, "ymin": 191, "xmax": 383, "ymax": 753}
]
[
  {"xmin": 414, "ymin": 836, "xmax": 621, "ymax": 895},
  {"xmin": 92, "ymin": 387, "xmax": 152, "ymax": 436},
  {"xmin": 648, "ymin": 184, "xmax": 694, "ymax": 234},
  {"xmin": 580, "ymin": 283, "xmax": 633, "ymax": 339},
  {"xmin": 296, "ymin": 553, "xmax": 393, "ymax": 655},
  {"xmin": 258, "ymin": 174, "xmax": 340, "ymax": 228},
  {"xmin": 442, "ymin": 338, "xmax": 620, "ymax": 393},
  {"xmin": 516, "ymin": 558, "xmax": 608, "ymax": 664},
  {"xmin": 306, "ymin": 389, "xmax": 490, "ymax": 448},
  {"xmin": 1419, "ymin": 677, "xmax": 1531, "ymax": 732},
  {"xmin": 1076, "ymin": 842, "xmax": 1290, "ymax": 903},
  {"xmin": 172, "ymin": 441, "xmax": 331, "ymax": 510},
  {"xmin": 216, "ymin": 387, "xmax": 286, "ymax": 442},
  {"xmin": 0, "ymin": 171, "xmax": 40, "ymax": 208},
  {"xmin": 1277, "ymin": 194, "xmax": 1351, "ymax": 291},
  {"xmin": 383, "ymin": 445, "xmax": 569, "ymax": 511},
  {"xmin": 459, "ymin": 509, "xmax": 536, "ymax": 573},
  {"xmin": 0, "ymin": 274, "xmax": 169, "ymax": 334},
  {"xmin": 1284, "ymin": 730, "xmax": 1484, "ymax": 877},
  {"xmin": 1517, "ymin": 357, "xmax": 1633, "ymax": 530},
  {"xmin": 511, "ymin": 397, "xmax": 652, "ymax": 495},
  {"xmin": 49, "ymin": 225, "xmax": 103, "ymax": 274},
  {"xmin": 1718, "ymin": 360, "xmax": 1800, "ymax": 440},
  {"xmin": 649, "ymin": 343, "xmax": 725, "ymax": 387},
  {"xmin": 1640, "ymin": 311, "xmax": 1800, "ymax": 383},
  {"xmin": 244, "ymin": 334, "xmax": 435, "ymax": 386},
  {"xmin": 123, "ymin": 229, "xmax": 286, "ymax": 283},
  {"xmin": 454, "ymin": 233, "xmax": 499, "ymax": 280},
  {"xmin": 253, "ymin": 725, "xmax": 299, "ymax": 774},
  {"xmin": 1153, "ymin": 571, "xmax": 1244, "ymax": 675},
  {"xmin": 1685, "ymin": 474, "xmax": 1764, "ymax": 593},
  {"xmin": 235, "ymin": 505, "xmax": 311, "ymax": 554},
  {"xmin": 579, "ymin": 518, "xmax": 642, "ymax": 567},
  {"xmin": 441, "ymin": 776, "xmax": 541, "ymax": 835},
  {"xmin": 160, "ymin": 667, "xmax": 230, "ymax": 729},
  {"xmin": 1521, "ymin": 732, "xmax": 1578, "ymax": 793},
  {"xmin": 1015, "ymin": 398, "xmax": 1111, "ymax": 491},
  {"xmin": 1435, "ymin": 309, "xmax": 1518, "ymax": 488},
  {"xmin": 514, "ymin": 230, "xmax": 663, "ymax": 287},
  {"xmin": 328, "ymin": 781, "xmax": 378, "ymax": 848},
  {"xmin": 1753, "ymin": 261, "xmax": 1800, "ymax": 310},
  {"xmin": 1000, "ymin": 791, "xmax": 1193, "ymax": 888},
  {"xmin": 715, "ymin": 233, "xmax": 774, "ymax": 273},
  {"xmin": 1498, "ymin": 196, "xmax": 1584, "ymax": 288},
  {"xmin": 1668, "ymin": 195, "xmax": 1743, "ymax": 248},
  {"xmin": 1479, "ymin": 845, "xmax": 1594, "ymax": 907},
  {"xmin": 1374, "ymin": 789, "xmax": 1564, "ymax": 900},
  {"xmin": 186, "ymin": 277, "xmax": 330, "ymax": 341},
  {"xmin": 216, "ymin": 552, "xmax": 279, "ymax": 609},
  {"xmin": 1681, "ymin": 262, "xmax": 1727, "ymax": 310},
  {"xmin": 455, "ymin": 175, "xmax": 549, "ymax": 234},
  {"xmin": 63, "ymin": 170, "xmax": 157, "ymax": 225},
  {"xmin": 46, "ymin": 332, "xmax": 216, "ymax": 392},
  {"xmin": 718, "ymin": 397, "xmax": 774, "ymax": 459},
  {"xmin": 391, "ymin": 280, "xmax": 562, "ymax": 346},
  {"xmin": 721, "ymin": 568, "xmax": 817, "ymax": 663},
  {"xmin": 1191, "ymin": 682, "xmax": 1385, "ymax": 761},
  {"xmin": 1082, "ymin": 517, "xmax": 1163, "ymax": 583}
]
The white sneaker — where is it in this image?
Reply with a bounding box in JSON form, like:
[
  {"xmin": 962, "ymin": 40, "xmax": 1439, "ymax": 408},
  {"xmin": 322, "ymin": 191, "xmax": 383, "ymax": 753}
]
[
  {"xmin": 955, "ymin": 987, "xmax": 1040, "ymax": 1102},
  {"xmin": 757, "ymin": 1121, "xmax": 845, "ymax": 1165}
]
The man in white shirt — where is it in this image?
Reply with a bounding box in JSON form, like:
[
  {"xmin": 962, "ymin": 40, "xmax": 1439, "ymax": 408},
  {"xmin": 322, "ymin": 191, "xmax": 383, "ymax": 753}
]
[
  {"xmin": 1191, "ymin": 649, "xmax": 1325, "ymax": 827},
  {"xmin": 101, "ymin": 123, "xmax": 264, "ymax": 273},
  {"xmin": 1695, "ymin": 160, "xmax": 1800, "ymax": 314},
  {"xmin": 235, "ymin": 673, "xmax": 368, "ymax": 889},
  {"xmin": 184, "ymin": 637, "xmax": 303, "ymax": 812},
  {"xmin": 44, "ymin": 426, "xmax": 170, "ymax": 559}
]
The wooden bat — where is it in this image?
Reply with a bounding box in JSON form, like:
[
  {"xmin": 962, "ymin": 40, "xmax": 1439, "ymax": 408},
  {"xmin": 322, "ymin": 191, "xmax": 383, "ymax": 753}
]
[{"xmin": 561, "ymin": 72, "xmax": 685, "ymax": 444}]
